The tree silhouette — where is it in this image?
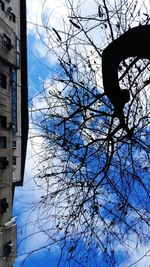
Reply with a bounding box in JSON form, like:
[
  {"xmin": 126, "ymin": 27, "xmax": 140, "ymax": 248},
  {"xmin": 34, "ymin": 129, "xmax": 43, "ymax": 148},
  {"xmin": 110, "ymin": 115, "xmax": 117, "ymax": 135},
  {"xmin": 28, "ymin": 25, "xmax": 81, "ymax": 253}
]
[
  {"xmin": 102, "ymin": 24, "xmax": 150, "ymax": 135},
  {"xmin": 29, "ymin": 0, "xmax": 150, "ymax": 266}
]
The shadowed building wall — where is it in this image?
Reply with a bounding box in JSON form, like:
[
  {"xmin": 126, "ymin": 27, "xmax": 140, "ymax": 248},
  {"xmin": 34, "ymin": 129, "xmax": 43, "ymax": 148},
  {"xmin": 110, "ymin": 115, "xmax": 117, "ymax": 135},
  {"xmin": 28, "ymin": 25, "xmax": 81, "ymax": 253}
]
[{"xmin": 0, "ymin": 0, "xmax": 28, "ymax": 266}]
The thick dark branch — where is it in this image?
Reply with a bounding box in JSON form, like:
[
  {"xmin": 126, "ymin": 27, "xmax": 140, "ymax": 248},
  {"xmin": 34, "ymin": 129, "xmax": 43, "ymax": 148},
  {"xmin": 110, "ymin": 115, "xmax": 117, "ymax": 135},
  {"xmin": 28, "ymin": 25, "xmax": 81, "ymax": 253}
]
[{"xmin": 102, "ymin": 25, "xmax": 150, "ymax": 126}]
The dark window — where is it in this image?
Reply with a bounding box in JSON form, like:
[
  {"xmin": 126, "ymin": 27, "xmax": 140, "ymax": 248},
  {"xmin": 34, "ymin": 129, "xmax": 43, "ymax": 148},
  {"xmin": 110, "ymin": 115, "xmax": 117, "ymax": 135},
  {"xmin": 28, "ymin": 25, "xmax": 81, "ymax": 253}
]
[
  {"xmin": 0, "ymin": 198, "xmax": 8, "ymax": 214},
  {"xmin": 0, "ymin": 157, "xmax": 8, "ymax": 169},
  {"xmin": 0, "ymin": 115, "xmax": 7, "ymax": 128},
  {"xmin": 12, "ymin": 156, "xmax": 16, "ymax": 165},
  {"xmin": 0, "ymin": 0, "xmax": 5, "ymax": 12},
  {"xmin": 0, "ymin": 73, "xmax": 7, "ymax": 89},
  {"xmin": 10, "ymin": 12, "xmax": 16, "ymax": 23},
  {"xmin": 0, "ymin": 136, "xmax": 6, "ymax": 148},
  {"xmin": 11, "ymin": 69, "xmax": 17, "ymax": 132},
  {"xmin": 3, "ymin": 241, "xmax": 12, "ymax": 257},
  {"xmin": 3, "ymin": 34, "xmax": 12, "ymax": 50},
  {"xmin": 12, "ymin": 140, "xmax": 16, "ymax": 149}
]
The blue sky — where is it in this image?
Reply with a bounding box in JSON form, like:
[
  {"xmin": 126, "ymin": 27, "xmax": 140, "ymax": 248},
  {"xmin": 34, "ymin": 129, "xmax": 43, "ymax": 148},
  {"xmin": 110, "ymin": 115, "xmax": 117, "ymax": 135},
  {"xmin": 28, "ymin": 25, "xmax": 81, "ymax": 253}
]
[
  {"xmin": 13, "ymin": 0, "xmax": 150, "ymax": 266},
  {"xmin": 13, "ymin": 2, "xmax": 72, "ymax": 265},
  {"xmin": 13, "ymin": 32, "xmax": 62, "ymax": 266}
]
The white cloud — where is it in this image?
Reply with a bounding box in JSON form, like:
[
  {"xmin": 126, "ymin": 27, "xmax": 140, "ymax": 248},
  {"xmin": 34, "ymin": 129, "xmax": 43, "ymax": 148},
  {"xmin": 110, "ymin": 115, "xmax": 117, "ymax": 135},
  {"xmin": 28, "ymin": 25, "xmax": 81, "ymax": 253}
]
[{"xmin": 26, "ymin": 0, "xmax": 69, "ymax": 62}]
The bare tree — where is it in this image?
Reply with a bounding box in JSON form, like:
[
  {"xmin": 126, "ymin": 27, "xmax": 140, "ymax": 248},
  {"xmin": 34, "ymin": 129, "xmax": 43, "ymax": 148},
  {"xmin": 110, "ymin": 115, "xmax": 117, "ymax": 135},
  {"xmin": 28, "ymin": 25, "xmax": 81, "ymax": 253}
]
[{"xmin": 28, "ymin": 0, "xmax": 150, "ymax": 266}]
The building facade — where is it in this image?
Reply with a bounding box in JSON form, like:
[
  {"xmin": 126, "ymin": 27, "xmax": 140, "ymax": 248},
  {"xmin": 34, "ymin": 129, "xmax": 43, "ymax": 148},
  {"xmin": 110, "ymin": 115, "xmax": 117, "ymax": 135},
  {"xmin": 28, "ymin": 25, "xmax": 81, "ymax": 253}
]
[{"xmin": 0, "ymin": 0, "xmax": 28, "ymax": 266}]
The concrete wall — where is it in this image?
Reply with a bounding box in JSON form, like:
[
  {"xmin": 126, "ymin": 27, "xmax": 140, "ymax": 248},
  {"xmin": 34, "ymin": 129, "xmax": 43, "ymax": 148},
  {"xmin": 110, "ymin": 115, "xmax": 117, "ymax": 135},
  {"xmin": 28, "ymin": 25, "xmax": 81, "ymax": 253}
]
[{"xmin": 0, "ymin": 224, "xmax": 17, "ymax": 267}]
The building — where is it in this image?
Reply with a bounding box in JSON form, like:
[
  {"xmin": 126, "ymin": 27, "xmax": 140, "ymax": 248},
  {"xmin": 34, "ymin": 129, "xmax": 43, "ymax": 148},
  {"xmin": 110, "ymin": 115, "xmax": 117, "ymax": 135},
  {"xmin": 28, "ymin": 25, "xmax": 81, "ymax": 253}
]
[{"xmin": 0, "ymin": 0, "xmax": 28, "ymax": 266}]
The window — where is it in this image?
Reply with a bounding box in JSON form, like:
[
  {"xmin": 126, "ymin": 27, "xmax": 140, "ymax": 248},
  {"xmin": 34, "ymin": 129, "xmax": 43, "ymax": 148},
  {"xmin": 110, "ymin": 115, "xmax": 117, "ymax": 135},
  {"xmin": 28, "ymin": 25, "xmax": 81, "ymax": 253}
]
[
  {"xmin": 0, "ymin": 0, "xmax": 5, "ymax": 12},
  {"xmin": 0, "ymin": 73, "xmax": 7, "ymax": 89},
  {"xmin": 11, "ymin": 69, "xmax": 17, "ymax": 132},
  {"xmin": 0, "ymin": 136, "xmax": 6, "ymax": 148},
  {"xmin": 12, "ymin": 156, "xmax": 17, "ymax": 165},
  {"xmin": 0, "ymin": 157, "xmax": 8, "ymax": 169},
  {"xmin": 0, "ymin": 115, "xmax": 7, "ymax": 128},
  {"xmin": 3, "ymin": 34, "xmax": 12, "ymax": 50},
  {"xmin": 9, "ymin": 12, "xmax": 16, "ymax": 23},
  {"xmin": 0, "ymin": 198, "xmax": 8, "ymax": 214},
  {"xmin": 3, "ymin": 241, "xmax": 12, "ymax": 257},
  {"xmin": 12, "ymin": 140, "xmax": 16, "ymax": 149}
]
